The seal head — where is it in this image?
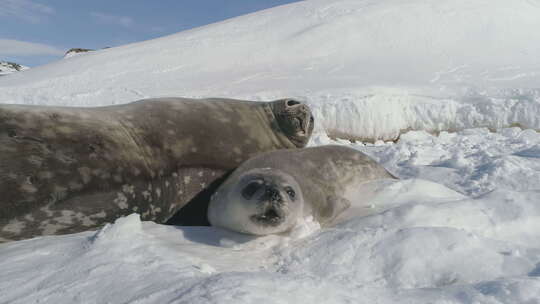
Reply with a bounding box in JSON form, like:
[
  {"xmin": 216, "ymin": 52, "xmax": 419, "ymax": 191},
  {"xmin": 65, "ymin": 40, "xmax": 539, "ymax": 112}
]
[
  {"xmin": 270, "ymin": 99, "xmax": 314, "ymax": 148},
  {"xmin": 208, "ymin": 168, "xmax": 303, "ymax": 235}
]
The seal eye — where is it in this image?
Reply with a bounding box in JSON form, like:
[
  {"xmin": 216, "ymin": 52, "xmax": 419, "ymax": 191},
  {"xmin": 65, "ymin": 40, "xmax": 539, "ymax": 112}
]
[
  {"xmin": 242, "ymin": 181, "xmax": 262, "ymax": 200},
  {"xmin": 285, "ymin": 187, "xmax": 295, "ymax": 199}
]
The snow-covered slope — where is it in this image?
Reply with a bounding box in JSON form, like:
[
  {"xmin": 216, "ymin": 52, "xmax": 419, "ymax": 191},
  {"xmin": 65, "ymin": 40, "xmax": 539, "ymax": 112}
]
[
  {"xmin": 2, "ymin": 0, "xmax": 540, "ymax": 303},
  {"xmin": 0, "ymin": 61, "xmax": 29, "ymax": 76},
  {"xmin": 1, "ymin": 0, "xmax": 540, "ymax": 140}
]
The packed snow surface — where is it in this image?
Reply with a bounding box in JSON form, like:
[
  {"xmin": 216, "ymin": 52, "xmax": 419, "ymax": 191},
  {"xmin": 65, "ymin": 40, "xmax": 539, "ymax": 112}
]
[{"xmin": 2, "ymin": 0, "xmax": 540, "ymax": 303}]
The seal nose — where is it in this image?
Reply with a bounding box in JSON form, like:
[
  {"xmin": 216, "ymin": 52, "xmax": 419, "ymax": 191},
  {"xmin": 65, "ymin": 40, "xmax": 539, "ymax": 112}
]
[
  {"xmin": 284, "ymin": 100, "xmax": 309, "ymax": 115},
  {"xmin": 263, "ymin": 185, "xmax": 283, "ymax": 203},
  {"xmin": 286, "ymin": 99, "xmax": 301, "ymax": 107},
  {"xmin": 266, "ymin": 186, "xmax": 278, "ymax": 197}
]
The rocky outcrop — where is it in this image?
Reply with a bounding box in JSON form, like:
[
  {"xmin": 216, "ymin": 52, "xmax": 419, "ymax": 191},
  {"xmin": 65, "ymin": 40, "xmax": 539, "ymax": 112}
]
[
  {"xmin": 0, "ymin": 61, "xmax": 29, "ymax": 76},
  {"xmin": 64, "ymin": 48, "xmax": 94, "ymax": 58}
]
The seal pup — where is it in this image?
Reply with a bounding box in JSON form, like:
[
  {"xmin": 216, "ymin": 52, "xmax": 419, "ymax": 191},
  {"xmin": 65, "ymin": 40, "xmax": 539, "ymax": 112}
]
[
  {"xmin": 207, "ymin": 145, "xmax": 396, "ymax": 235},
  {"xmin": 0, "ymin": 97, "xmax": 314, "ymax": 241}
]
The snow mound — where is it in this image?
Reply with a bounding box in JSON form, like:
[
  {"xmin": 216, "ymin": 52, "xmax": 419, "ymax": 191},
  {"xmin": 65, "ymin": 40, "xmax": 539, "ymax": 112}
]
[
  {"xmin": 89, "ymin": 213, "xmax": 144, "ymax": 244},
  {"xmin": 1, "ymin": 0, "xmax": 540, "ymax": 140}
]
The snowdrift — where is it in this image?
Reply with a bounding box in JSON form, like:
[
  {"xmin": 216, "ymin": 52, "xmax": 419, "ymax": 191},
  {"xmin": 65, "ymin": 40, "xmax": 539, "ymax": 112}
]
[{"xmin": 1, "ymin": 0, "xmax": 540, "ymax": 140}]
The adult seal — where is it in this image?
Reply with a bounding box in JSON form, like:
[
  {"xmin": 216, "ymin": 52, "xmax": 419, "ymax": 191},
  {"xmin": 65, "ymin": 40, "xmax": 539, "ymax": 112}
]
[
  {"xmin": 0, "ymin": 97, "xmax": 314, "ymax": 241},
  {"xmin": 208, "ymin": 145, "xmax": 396, "ymax": 235}
]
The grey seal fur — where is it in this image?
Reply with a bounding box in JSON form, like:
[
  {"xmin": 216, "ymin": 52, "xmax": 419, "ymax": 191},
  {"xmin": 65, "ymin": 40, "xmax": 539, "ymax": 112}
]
[
  {"xmin": 207, "ymin": 145, "xmax": 396, "ymax": 235},
  {"xmin": 0, "ymin": 97, "xmax": 314, "ymax": 241}
]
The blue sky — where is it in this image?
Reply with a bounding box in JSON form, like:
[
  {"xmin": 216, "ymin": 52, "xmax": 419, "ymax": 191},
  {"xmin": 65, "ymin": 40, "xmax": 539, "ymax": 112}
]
[{"xmin": 0, "ymin": 0, "xmax": 301, "ymax": 67}]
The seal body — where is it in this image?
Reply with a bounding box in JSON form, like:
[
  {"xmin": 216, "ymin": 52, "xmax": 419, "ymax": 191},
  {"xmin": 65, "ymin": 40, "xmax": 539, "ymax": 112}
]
[
  {"xmin": 207, "ymin": 145, "xmax": 396, "ymax": 235},
  {"xmin": 0, "ymin": 97, "xmax": 314, "ymax": 241}
]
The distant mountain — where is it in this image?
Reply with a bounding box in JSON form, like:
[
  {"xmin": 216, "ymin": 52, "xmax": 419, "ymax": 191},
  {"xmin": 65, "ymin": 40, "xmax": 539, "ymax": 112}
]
[
  {"xmin": 0, "ymin": 61, "xmax": 29, "ymax": 76},
  {"xmin": 64, "ymin": 48, "xmax": 94, "ymax": 59}
]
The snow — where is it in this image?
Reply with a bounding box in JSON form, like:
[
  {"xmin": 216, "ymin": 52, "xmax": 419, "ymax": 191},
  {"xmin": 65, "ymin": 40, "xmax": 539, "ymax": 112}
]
[{"xmin": 2, "ymin": 0, "xmax": 540, "ymax": 303}]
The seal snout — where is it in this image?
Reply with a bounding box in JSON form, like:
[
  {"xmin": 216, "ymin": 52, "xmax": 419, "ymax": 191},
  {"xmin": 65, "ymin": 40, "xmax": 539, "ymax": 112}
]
[
  {"xmin": 287, "ymin": 101, "xmax": 313, "ymax": 139},
  {"xmin": 284, "ymin": 100, "xmax": 311, "ymax": 135},
  {"xmin": 250, "ymin": 185, "xmax": 286, "ymax": 227},
  {"xmin": 271, "ymin": 98, "xmax": 314, "ymax": 148}
]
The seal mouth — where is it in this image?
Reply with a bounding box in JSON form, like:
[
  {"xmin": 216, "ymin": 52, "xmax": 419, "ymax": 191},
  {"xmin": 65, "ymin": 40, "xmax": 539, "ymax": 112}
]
[
  {"xmin": 251, "ymin": 206, "xmax": 284, "ymax": 224},
  {"xmin": 295, "ymin": 117, "xmax": 306, "ymax": 136},
  {"xmin": 250, "ymin": 205, "xmax": 285, "ymax": 226},
  {"xmin": 295, "ymin": 114, "xmax": 315, "ymax": 137}
]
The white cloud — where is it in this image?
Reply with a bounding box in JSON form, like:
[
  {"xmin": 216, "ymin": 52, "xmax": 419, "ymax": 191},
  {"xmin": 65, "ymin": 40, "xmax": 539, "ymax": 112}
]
[
  {"xmin": 91, "ymin": 12, "xmax": 134, "ymax": 28},
  {"xmin": 0, "ymin": 0, "xmax": 55, "ymax": 23},
  {"xmin": 0, "ymin": 39, "xmax": 64, "ymax": 56}
]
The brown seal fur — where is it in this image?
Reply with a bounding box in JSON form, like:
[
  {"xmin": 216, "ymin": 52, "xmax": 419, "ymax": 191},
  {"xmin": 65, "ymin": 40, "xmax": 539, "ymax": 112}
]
[{"xmin": 0, "ymin": 97, "xmax": 314, "ymax": 241}]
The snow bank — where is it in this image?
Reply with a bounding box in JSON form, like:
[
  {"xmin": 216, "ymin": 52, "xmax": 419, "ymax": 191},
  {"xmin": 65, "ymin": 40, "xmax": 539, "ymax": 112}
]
[
  {"xmin": 305, "ymin": 88, "xmax": 540, "ymax": 141},
  {"xmin": 1, "ymin": 0, "xmax": 540, "ymax": 140}
]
